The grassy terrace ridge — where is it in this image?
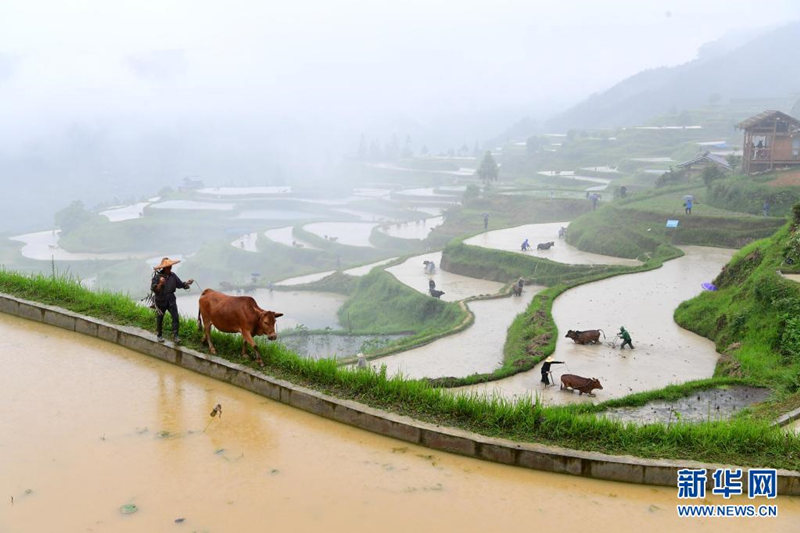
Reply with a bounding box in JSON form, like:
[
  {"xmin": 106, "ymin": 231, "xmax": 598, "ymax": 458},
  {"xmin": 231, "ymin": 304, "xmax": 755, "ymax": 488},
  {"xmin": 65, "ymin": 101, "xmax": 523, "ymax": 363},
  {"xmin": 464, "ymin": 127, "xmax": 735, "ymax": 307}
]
[
  {"xmin": 3, "ymin": 269, "xmax": 800, "ymax": 471},
  {"xmin": 675, "ymin": 206, "xmax": 800, "ymax": 400},
  {"xmin": 335, "ymin": 269, "xmax": 470, "ymax": 352}
]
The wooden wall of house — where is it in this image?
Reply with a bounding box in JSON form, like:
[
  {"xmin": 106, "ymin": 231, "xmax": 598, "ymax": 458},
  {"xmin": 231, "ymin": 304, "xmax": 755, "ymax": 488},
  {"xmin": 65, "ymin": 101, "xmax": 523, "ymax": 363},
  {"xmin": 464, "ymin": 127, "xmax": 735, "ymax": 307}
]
[{"xmin": 772, "ymin": 135, "xmax": 795, "ymax": 161}]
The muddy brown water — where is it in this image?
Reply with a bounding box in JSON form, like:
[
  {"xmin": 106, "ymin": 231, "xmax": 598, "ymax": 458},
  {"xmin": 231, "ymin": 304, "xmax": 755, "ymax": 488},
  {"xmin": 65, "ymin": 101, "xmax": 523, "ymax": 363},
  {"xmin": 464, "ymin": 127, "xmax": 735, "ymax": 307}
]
[
  {"xmin": 460, "ymin": 246, "xmax": 736, "ymax": 405},
  {"xmin": 4, "ymin": 313, "xmax": 798, "ymax": 532}
]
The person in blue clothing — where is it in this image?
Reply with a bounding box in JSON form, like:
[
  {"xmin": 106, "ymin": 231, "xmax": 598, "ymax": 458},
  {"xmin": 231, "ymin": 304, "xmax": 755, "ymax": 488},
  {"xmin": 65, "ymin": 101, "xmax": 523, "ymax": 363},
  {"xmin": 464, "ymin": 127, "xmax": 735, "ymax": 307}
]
[{"xmin": 684, "ymin": 197, "xmax": 693, "ymax": 214}]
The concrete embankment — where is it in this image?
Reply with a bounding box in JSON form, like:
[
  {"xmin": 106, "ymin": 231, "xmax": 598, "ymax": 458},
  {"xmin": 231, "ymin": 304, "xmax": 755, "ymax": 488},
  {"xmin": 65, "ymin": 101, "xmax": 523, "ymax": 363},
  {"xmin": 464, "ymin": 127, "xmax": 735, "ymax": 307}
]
[{"xmin": 2, "ymin": 292, "xmax": 798, "ymax": 494}]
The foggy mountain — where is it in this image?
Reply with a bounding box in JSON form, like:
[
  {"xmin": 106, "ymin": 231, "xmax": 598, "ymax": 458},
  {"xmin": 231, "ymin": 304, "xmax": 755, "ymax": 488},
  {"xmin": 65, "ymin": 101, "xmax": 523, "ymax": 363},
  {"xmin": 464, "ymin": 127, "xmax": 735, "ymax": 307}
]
[
  {"xmin": 544, "ymin": 21, "xmax": 800, "ymax": 131},
  {"xmin": 0, "ymin": 115, "xmax": 323, "ymax": 234}
]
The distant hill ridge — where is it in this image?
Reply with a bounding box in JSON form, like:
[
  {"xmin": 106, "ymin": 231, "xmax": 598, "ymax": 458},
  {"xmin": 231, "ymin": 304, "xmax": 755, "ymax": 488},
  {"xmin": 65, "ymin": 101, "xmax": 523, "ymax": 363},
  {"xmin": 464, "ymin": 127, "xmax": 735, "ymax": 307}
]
[{"xmin": 546, "ymin": 21, "xmax": 800, "ymax": 130}]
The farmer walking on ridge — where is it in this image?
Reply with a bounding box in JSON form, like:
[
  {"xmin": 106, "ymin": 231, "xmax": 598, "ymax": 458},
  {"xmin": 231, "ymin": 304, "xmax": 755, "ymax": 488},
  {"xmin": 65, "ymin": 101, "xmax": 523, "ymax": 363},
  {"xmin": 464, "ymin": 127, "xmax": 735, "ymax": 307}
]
[{"xmin": 151, "ymin": 257, "xmax": 194, "ymax": 343}]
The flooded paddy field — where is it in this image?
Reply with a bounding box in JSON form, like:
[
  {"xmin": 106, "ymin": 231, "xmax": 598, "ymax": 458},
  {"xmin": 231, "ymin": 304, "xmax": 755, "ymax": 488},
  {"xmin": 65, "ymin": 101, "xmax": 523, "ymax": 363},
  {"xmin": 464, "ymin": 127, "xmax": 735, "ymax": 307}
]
[
  {"xmin": 177, "ymin": 289, "xmax": 345, "ymax": 331},
  {"xmin": 234, "ymin": 208, "xmax": 327, "ymax": 220},
  {"xmin": 386, "ymin": 252, "xmax": 505, "ymax": 302},
  {"xmin": 274, "ymin": 271, "xmax": 337, "ymax": 286},
  {"xmin": 11, "ymin": 230, "xmax": 153, "ymax": 261},
  {"xmin": 149, "ymin": 200, "xmax": 236, "ymax": 210},
  {"xmin": 459, "ymin": 246, "xmax": 736, "ymax": 405},
  {"xmin": 230, "ymin": 232, "xmax": 259, "ymax": 252},
  {"xmin": 464, "ymin": 222, "xmax": 640, "ymax": 266},
  {"xmin": 602, "ymin": 386, "xmax": 772, "ymax": 425},
  {"xmin": 378, "ymin": 216, "xmax": 444, "ymax": 240},
  {"xmin": 303, "ymin": 221, "xmax": 379, "ymax": 247},
  {"xmin": 3, "ymin": 314, "xmax": 799, "ymax": 532},
  {"xmin": 375, "ymin": 288, "xmax": 539, "ymax": 378},
  {"xmin": 263, "ymin": 226, "xmax": 319, "ymax": 249},
  {"xmin": 100, "ymin": 202, "xmax": 150, "ymax": 222},
  {"xmin": 280, "ymin": 332, "xmax": 410, "ymax": 360},
  {"xmin": 343, "ymin": 257, "xmax": 398, "ymax": 276}
]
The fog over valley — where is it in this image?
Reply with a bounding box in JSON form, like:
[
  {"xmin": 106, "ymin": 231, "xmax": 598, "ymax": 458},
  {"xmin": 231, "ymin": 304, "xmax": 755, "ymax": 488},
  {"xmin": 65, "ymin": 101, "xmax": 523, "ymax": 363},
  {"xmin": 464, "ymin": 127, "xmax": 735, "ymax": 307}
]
[{"xmin": 1, "ymin": 1, "xmax": 799, "ymax": 233}]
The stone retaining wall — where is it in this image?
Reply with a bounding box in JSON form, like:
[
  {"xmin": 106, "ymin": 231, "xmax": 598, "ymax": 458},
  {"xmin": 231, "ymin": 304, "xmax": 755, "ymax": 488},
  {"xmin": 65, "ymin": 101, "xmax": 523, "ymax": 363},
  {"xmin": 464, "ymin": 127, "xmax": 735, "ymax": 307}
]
[{"xmin": 3, "ymin": 292, "xmax": 799, "ymax": 494}]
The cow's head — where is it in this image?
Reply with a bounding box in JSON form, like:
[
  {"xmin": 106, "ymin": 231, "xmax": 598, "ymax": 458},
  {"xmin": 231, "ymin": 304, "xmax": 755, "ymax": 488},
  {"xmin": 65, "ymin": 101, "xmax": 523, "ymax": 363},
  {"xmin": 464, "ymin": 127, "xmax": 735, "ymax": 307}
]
[
  {"xmin": 565, "ymin": 330, "xmax": 576, "ymax": 338},
  {"xmin": 590, "ymin": 378, "xmax": 603, "ymax": 390},
  {"xmin": 257, "ymin": 310, "xmax": 284, "ymax": 340}
]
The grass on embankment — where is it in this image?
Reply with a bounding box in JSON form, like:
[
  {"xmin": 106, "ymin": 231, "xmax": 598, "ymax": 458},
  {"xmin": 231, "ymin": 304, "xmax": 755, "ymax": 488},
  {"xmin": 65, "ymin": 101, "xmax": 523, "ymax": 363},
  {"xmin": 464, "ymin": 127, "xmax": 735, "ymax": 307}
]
[
  {"xmin": 335, "ymin": 269, "xmax": 470, "ymax": 353},
  {"xmin": 2, "ymin": 268, "xmax": 799, "ymax": 470},
  {"xmin": 675, "ymin": 212, "xmax": 800, "ymax": 400},
  {"xmin": 426, "ymin": 195, "xmax": 593, "ymax": 249},
  {"xmin": 566, "ymin": 198, "xmax": 784, "ymax": 255}
]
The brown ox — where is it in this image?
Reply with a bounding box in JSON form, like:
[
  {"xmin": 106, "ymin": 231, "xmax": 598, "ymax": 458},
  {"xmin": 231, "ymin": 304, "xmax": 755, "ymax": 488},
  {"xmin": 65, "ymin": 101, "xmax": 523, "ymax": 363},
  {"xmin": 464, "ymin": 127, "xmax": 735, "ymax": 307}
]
[
  {"xmin": 564, "ymin": 329, "xmax": 605, "ymax": 344},
  {"xmin": 197, "ymin": 289, "xmax": 283, "ymax": 365},
  {"xmin": 560, "ymin": 374, "xmax": 603, "ymax": 396}
]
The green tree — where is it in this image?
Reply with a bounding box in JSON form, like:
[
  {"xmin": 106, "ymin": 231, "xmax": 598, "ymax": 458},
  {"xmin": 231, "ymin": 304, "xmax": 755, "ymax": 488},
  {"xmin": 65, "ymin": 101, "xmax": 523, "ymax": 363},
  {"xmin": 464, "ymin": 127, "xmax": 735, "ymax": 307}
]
[
  {"xmin": 476, "ymin": 151, "xmax": 499, "ymax": 182},
  {"xmin": 526, "ymin": 136, "xmax": 543, "ymax": 155},
  {"xmin": 702, "ymin": 166, "xmax": 726, "ymax": 188},
  {"xmin": 462, "ymin": 184, "xmax": 480, "ymax": 204},
  {"xmin": 54, "ymin": 200, "xmax": 94, "ymax": 235}
]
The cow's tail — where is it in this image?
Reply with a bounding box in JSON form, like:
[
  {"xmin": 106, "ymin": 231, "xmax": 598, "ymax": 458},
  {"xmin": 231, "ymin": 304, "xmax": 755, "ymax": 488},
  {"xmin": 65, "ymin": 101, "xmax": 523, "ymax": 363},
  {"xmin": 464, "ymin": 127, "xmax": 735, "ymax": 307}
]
[
  {"xmin": 599, "ymin": 329, "xmax": 606, "ymax": 339},
  {"xmin": 197, "ymin": 309, "xmax": 203, "ymax": 332}
]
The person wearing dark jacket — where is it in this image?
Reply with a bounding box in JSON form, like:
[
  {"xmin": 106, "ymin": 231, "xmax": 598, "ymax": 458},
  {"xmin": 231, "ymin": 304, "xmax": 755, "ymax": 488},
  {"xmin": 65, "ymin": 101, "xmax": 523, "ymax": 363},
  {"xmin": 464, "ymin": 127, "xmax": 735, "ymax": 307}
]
[
  {"xmin": 540, "ymin": 356, "xmax": 564, "ymax": 386},
  {"xmin": 619, "ymin": 326, "xmax": 634, "ymax": 349},
  {"xmin": 151, "ymin": 257, "xmax": 194, "ymax": 343}
]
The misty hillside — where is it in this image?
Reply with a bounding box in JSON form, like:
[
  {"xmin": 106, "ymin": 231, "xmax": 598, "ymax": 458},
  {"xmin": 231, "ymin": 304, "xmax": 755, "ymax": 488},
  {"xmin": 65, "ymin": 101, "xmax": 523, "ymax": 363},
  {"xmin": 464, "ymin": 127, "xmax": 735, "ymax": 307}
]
[{"xmin": 545, "ymin": 21, "xmax": 800, "ymax": 130}]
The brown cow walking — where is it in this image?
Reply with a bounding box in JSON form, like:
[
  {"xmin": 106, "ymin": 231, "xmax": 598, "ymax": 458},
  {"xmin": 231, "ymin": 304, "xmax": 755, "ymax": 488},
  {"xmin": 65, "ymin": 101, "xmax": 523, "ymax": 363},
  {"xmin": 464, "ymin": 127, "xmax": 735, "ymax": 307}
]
[
  {"xmin": 197, "ymin": 289, "xmax": 283, "ymax": 365},
  {"xmin": 560, "ymin": 374, "xmax": 603, "ymax": 396},
  {"xmin": 564, "ymin": 329, "xmax": 605, "ymax": 344}
]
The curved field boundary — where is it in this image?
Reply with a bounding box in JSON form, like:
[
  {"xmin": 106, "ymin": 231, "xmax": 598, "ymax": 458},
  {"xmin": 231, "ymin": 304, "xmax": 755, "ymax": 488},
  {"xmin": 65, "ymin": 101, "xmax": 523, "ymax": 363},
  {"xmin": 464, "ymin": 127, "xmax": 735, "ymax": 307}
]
[{"xmin": 2, "ymin": 292, "xmax": 799, "ymax": 494}]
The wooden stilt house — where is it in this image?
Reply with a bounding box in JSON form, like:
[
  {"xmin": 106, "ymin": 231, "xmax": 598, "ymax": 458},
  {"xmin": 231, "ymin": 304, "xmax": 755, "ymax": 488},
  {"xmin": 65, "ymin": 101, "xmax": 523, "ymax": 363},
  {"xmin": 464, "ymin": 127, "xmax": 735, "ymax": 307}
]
[{"xmin": 737, "ymin": 110, "xmax": 800, "ymax": 174}]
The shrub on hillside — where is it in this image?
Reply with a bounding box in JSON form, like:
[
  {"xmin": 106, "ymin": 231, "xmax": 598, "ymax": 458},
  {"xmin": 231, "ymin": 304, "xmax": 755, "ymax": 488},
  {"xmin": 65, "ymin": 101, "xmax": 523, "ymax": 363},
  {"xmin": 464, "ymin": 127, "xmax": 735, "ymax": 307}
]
[{"xmin": 708, "ymin": 179, "xmax": 800, "ymax": 216}]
